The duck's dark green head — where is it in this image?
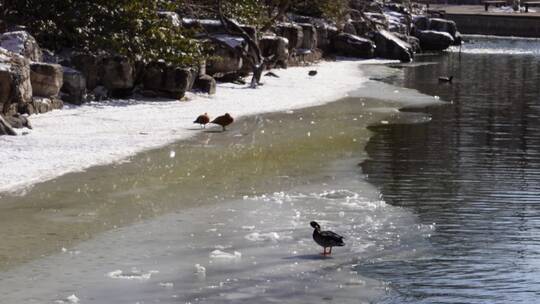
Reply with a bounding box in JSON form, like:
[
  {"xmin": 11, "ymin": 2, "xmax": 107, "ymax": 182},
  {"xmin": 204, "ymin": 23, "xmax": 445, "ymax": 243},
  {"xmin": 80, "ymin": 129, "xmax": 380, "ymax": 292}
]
[{"xmin": 310, "ymin": 221, "xmax": 320, "ymax": 230}]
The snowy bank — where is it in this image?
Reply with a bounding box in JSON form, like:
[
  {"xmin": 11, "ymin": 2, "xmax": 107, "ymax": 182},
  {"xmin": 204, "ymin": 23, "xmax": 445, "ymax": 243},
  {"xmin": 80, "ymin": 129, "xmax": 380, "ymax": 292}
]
[{"xmin": 0, "ymin": 60, "xmax": 369, "ymax": 194}]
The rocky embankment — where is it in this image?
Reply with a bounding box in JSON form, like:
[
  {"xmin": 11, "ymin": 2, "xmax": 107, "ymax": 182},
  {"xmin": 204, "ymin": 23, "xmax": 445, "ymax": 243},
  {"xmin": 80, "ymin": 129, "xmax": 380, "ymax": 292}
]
[{"xmin": 0, "ymin": 1, "xmax": 460, "ymax": 136}]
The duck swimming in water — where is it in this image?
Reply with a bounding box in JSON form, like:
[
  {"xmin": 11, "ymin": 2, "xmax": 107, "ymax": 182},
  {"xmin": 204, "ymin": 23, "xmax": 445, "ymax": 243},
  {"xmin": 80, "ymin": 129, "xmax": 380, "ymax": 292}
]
[{"xmin": 310, "ymin": 221, "xmax": 345, "ymax": 255}]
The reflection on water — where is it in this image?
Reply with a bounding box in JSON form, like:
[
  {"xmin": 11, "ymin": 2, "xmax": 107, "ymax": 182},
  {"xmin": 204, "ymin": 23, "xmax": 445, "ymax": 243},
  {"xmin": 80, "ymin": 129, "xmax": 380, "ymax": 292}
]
[{"xmin": 360, "ymin": 48, "xmax": 540, "ymax": 302}]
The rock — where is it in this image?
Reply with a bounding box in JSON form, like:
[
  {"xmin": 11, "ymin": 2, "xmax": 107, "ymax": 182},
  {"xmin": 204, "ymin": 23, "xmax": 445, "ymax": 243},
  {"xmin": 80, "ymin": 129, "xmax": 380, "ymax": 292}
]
[
  {"xmin": 342, "ymin": 22, "xmax": 357, "ymax": 35},
  {"xmin": 274, "ymin": 23, "xmax": 304, "ymax": 50},
  {"xmin": 351, "ymin": 20, "xmax": 370, "ymax": 37},
  {"xmin": 4, "ymin": 113, "xmax": 31, "ymax": 129},
  {"xmin": 372, "ymin": 30, "xmax": 413, "ymax": 62},
  {"xmin": 61, "ymin": 67, "xmax": 87, "ymax": 105},
  {"xmin": 332, "ymin": 33, "xmax": 375, "ymax": 58},
  {"xmin": 99, "ymin": 56, "xmax": 134, "ymax": 97},
  {"xmin": 395, "ymin": 34, "xmax": 422, "ymax": 53},
  {"xmin": 413, "ymin": 16, "xmax": 430, "ymax": 31},
  {"xmin": 0, "ymin": 48, "xmax": 32, "ymax": 115},
  {"xmin": 20, "ymin": 96, "xmax": 63, "ymax": 114},
  {"xmin": 314, "ymin": 23, "xmax": 338, "ymax": 52},
  {"xmin": 158, "ymin": 11, "xmax": 181, "ymax": 28},
  {"xmin": 415, "ymin": 30, "xmax": 454, "ymax": 51},
  {"xmin": 0, "ymin": 31, "xmax": 43, "ymax": 62},
  {"xmin": 142, "ymin": 61, "xmax": 193, "ymax": 99},
  {"xmin": 193, "ymin": 74, "xmax": 216, "ymax": 95},
  {"xmin": 259, "ymin": 35, "xmax": 289, "ymax": 67},
  {"xmin": 298, "ymin": 23, "xmax": 317, "ymax": 50},
  {"xmin": 0, "ymin": 115, "xmax": 16, "ymax": 135},
  {"xmin": 429, "ymin": 18, "xmax": 458, "ymax": 40},
  {"xmin": 30, "ymin": 62, "xmax": 63, "ymax": 97},
  {"xmin": 71, "ymin": 53, "xmax": 99, "ymax": 90},
  {"xmin": 206, "ymin": 36, "xmax": 245, "ymax": 78},
  {"xmin": 182, "ymin": 19, "xmax": 258, "ymax": 42}
]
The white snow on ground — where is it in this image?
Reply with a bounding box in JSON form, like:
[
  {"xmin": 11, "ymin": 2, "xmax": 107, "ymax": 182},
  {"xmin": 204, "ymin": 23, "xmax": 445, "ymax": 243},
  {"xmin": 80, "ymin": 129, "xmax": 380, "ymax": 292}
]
[{"xmin": 0, "ymin": 60, "xmax": 370, "ymax": 194}]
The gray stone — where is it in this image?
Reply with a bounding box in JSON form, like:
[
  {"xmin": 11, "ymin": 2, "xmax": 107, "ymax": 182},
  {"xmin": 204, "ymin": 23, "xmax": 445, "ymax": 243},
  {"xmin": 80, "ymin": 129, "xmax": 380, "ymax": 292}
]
[
  {"xmin": 61, "ymin": 67, "xmax": 87, "ymax": 105},
  {"xmin": 332, "ymin": 33, "xmax": 375, "ymax": 58},
  {"xmin": 0, "ymin": 48, "xmax": 32, "ymax": 115},
  {"xmin": 274, "ymin": 23, "xmax": 304, "ymax": 50},
  {"xmin": 314, "ymin": 23, "xmax": 338, "ymax": 51},
  {"xmin": 194, "ymin": 74, "xmax": 216, "ymax": 95},
  {"xmin": 429, "ymin": 18, "xmax": 458, "ymax": 39},
  {"xmin": 0, "ymin": 114, "xmax": 16, "ymax": 135},
  {"xmin": 298, "ymin": 23, "xmax": 317, "ymax": 50},
  {"xmin": 259, "ymin": 36, "xmax": 289, "ymax": 66},
  {"xmin": 4, "ymin": 113, "xmax": 31, "ymax": 129},
  {"xmin": 142, "ymin": 61, "xmax": 193, "ymax": 99},
  {"xmin": 30, "ymin": 62, "xmax": 63, "ymax": 97},
  {"xmin": 206, "ymin": 39, "xmax": 244, "ymax": 78},
  {"xmin": 20, "ymin": 96, "xmax": 63, "ymax": 114},
  {"xmin": 99, "ymin": 56, "xmax": 134, "ymax": 91},
  {"xmin": 415, "ymin": 30, "xmax": 454, "ymax": 51},
  {"xmin": 71, "ymin": 53, "xmax": 99, "ymax": 90},
  {"xmin": 0, "ymin": 31, "xmax": 43, "ymax": 62},
  {"xmin": 373, "ymin": 30, "xmax": 413, "ymax": 62},
  {"xmin": 342, "ymin": 22, "xmax": 357, "ymax": 35}
]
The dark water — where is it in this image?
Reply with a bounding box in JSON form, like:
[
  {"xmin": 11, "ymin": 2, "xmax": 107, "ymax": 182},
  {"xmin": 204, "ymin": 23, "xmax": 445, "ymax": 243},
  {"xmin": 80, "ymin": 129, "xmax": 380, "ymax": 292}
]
[{"xmin": 360, "ymin": 47, "xmax": 540, "ymax": 303}]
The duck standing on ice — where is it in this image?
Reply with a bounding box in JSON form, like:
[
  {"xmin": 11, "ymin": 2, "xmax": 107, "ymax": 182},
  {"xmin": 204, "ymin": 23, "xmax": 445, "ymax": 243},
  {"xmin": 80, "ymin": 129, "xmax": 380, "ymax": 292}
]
[
  {"xmin": 211, "ymin": 113, "xmax": 234, "ymax": 131},
  {"xmin": 310, "ymin": 221, "xmax": 345, "ymax": 255},
  {"xmin": 193, "ymin": 113, "xmax": 210, "ymax": 128}
]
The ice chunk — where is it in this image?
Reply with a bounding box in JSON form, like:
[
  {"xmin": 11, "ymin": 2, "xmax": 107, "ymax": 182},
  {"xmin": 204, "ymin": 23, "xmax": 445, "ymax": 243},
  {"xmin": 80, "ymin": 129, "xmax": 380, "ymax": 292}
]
[
  {"xmin": 209, "ymin": 250, "xmax": 242, "ymax": 260},
  {"xmin": 244, "ymin": 232, "xmax": 280, "ymax": 242},
  {"xmin": 107, "ymin": 269, "xmax": 158, "ymax": 280}
]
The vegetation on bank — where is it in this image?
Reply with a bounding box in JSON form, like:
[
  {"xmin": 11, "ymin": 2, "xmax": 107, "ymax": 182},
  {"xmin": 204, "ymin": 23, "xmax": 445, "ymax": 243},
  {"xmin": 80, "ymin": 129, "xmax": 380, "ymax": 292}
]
[{"xmin": 0, "ymin": 0, "xmax": 348, "ymax": 66}]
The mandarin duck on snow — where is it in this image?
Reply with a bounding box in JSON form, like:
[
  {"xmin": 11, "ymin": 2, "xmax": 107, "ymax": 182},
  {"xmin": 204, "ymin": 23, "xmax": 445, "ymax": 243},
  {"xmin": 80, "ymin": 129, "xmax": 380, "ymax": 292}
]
[
  {"xmin": 194, "ymin": 113, "xmax": 210, "ymax": 128},
  {"xmin": 211, "ymin": 113, "xmax": 234, "ymax": 131},
  {"xmin": 310, "ymin": 221, "xmax": 345, "ymax": 255}
]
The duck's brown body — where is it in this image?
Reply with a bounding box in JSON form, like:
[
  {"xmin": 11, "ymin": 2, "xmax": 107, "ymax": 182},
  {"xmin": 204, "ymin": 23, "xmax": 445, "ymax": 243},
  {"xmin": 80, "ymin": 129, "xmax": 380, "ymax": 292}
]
[
  {"xmin": 211, "ymin": 113, "xmax": 234, "ymax": 131},
  {"xmin": 194, "ymin": 113, "xmax": 210, "ymax": 128}
]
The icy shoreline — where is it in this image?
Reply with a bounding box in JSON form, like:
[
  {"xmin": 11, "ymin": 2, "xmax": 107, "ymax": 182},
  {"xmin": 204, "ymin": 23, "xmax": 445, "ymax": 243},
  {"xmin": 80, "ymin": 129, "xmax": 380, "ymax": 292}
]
[{"xmin": 0, "ymin": 60, "xmax": 373, "ymax": 195}]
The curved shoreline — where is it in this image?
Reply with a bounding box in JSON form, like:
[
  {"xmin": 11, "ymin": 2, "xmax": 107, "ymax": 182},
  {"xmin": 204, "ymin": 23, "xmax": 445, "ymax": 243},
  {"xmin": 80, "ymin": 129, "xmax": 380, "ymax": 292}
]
[{"xmin": 0, "ymin": 60, "xmax": 377, "ymax": 195}]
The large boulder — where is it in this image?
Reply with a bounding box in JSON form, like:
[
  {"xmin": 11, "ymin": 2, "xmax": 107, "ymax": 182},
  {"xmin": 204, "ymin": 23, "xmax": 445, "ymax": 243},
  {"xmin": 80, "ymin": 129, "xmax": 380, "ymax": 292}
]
[
  {"xmin": 332, "ymin": 33, "xmax": 375, "ymax": 58},
  {"xmin": 0, "ymin": 115, "xmax": 16, "ymax": 135},
  {"xmin": 429, "ymin": 18, "xmax": 457, "ymax": 39},
  {"xmin": 30, "ymin": 62, "xmax": 63, "ymax": 97},
  {"xmin": 0, "ymin": 31, "xmax": 43, "ymax": 62},
  {"xmin": 413, "ymin": 16, "xmax": 430, "ymax": 31},
  {"xmin": 61, "ymin": 67, "xmax": 87, "ymax": 105},
  {"xmin": 19, "ymin": 96, "xmax": 63, "ymax": 114},
  {"xmin": 4, "ymin": 113, "xmax": 32, "ymax": 129},
  {"xmin": 314, "ymin": 22, "xmax": 338, "ymax": 52},
  {"xmin": 259, "ymin": 35, "xmax": 289, "ymax": 67},
  {"xmin": 142, "ymin": 61, "xmax": 193, "ymax": 99},
  {"xmin": 206, "ymin": 35, "xmax": 245, "ymax": 78},
  {"xmin": 182, "ymin": 19, "xmax": 258, "ymax": 42},
  {"xmin": 298, "ymin": 23, "xmax": 317, "ymax": 50},
  {"xmin": 99, "ymin": 56, "xmax": 134, "ymax": 97},
  {"xmin": 372, "ymin": 30, "xmax": 413, "ymax": 62},
  {"xmin": 274, "ymin": 23, "xmax": 304, "ymax": 50},
  {"xmin": 415, "ymin": 30, "xmax": 454, "ymax": 51},
  {"xmin": 0, "ymin": 48, "xmax": 32, "ymax": 115},
  {"xmin": 193, "ymin": 74, "xmax": 216, "ymax": 95},
  {"xmin": 71, "ymin": 53, "xmax": 99, "ymax": 90}
]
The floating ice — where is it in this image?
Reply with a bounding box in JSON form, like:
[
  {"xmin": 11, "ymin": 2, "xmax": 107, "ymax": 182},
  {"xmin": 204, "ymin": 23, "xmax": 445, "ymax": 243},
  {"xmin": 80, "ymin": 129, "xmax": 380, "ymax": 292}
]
[
  {"xmin": 319, "ymin": 189, "xmax": 359, "ymax": 200},
  {"xmin": 244, "ymin": 232, "xmax": 280, "ymax": 242},
  {"xmin": 107, "ymin": 269, "xmax": 158, "ymax": 280},
  {"xmin": 194, "ymin": 264, "xmax": 206, "ymax": 274},
  {"xmin": 159, "ymin": 282, "xmax": 174, "ymax": 288},
  {"xmin": 209, "ymin": 250, "xmax": 242, "ymax": 260},
  {"xmin": 169, "ymin": 150, "xmax": 176, "ymax": 158}
]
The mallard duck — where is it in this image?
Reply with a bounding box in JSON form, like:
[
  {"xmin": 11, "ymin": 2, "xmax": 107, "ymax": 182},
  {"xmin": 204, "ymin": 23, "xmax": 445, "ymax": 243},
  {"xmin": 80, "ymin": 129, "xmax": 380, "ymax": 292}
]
[
  {"xmin": 310, "ymin": 221, "xmax": 345, "ymax": 255},
  {"xmin": 438, "ymin": 76, "xmax": 453, "ymax": 83},
  {"xmin": 194, "ymin": 113, "xmax": 210, "ymax": 128},
  {"xmin": 211, "ymin": 113, "xmax": 234, "ymax": 131},
  {"xmin": 308, "ymin": 70, "xmax": 318, "ymax": 76}
]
